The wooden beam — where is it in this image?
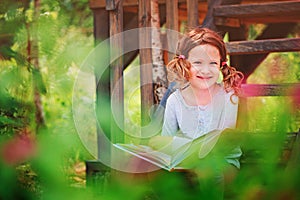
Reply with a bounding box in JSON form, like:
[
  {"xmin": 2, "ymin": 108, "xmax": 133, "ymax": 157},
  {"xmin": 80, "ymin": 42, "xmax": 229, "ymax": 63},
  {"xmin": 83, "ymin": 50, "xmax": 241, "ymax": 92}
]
[
  {"xmin": 109, "ymin": 0, "xmax": 124, "ymax": 143},
  {"xmin": 90, "ymin": 0, "xmax": 206, "ymax": 8},
  {"xmin": 90, "ymin": 0, "xmax": 293, "ymax": 8},
  {"xmin": 216, "ymin": 16, "xmax": 300, "ymax": 27},
  {"xmin": 214, "ymin": 17, "xmax": 241, "ymax": 28},
  {"xmin": 226, "ymin": 38, "xmax": 300, "ymax": 55},
  {"xmin": 232, "ymin": 22, "xmax": 298, "ymax": 79},
  {"xmin": 214, "ymin": 1, "xmax": 300, "ymax": 19},
  {"xmin": 201, "ymin": 0, "xmax": 242, "ymax": 31},
  {"xmin": 241, "ymin": 83, "xmax": 300, "ymax": 97},
  {"xmin": 187, "ymin": 0, "xmax": 199, "ymax": 27},
  {"xmin": 139, "ymin": 0, "xmax": 153, "ymax": 125},
  {"xmin": 237, "ymin": 82, "xmax": 300, "ymax": 130}
]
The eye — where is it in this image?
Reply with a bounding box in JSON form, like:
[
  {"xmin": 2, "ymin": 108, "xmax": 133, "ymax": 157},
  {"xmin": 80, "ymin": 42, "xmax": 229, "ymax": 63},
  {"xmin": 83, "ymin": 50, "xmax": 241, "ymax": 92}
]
[
  {"xmin": 193, "ymin": 61, "xmax": 202, "ymax": 65},
  {"xmin": 210, "ymin": 61, "xmax": 218, "ymax": 65}
]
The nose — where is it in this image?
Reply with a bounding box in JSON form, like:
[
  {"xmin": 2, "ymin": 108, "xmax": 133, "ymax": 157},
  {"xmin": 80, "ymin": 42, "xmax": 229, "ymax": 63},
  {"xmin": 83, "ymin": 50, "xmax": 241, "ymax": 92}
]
[{"xmin": 197, "ymin": 65, "xmax": 210, "ymax": 75}]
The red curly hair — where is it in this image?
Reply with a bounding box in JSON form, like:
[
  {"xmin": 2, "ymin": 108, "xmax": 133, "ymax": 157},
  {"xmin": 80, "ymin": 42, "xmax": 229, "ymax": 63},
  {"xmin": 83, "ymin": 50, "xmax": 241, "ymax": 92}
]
[{"xmin": 167, "ymin": 27, "xmax": 244, "ymax": 98}]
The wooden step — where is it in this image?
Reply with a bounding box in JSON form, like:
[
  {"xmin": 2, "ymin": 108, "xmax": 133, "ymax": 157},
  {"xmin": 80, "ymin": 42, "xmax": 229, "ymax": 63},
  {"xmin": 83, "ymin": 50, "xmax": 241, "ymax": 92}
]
[
  {"xmin": 214, "ymin": 1, "xmax": 300, "ymax": 26},
  {"xmin": 226, "ymin": 38, "xmax": 300, "ymax": 55}
]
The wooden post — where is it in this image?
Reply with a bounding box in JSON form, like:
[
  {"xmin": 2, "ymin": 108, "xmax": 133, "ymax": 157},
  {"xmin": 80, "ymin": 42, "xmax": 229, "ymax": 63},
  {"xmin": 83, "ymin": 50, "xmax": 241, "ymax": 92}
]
[
  {"xmin": 109, "ymin": 0, "xmax": 124, "ymax": 143},
  {"xmin": 187, "ymin": 0, "xmax": 199, "ymax": 28},
  {"xmin": 94, "ymin": 8, "xmax": 111, "ymax": 161},
  {"xmin": 93, "ymin": 8, "xmax": 109, "ymax": 45},
  {"xmin": 202, "ymin": 0, "xmax": 222, "ymax": 30},
  {"xmin": 166, "ymin": 0, "xmax": 178, "ymax": 62},
  {"xmin": 151, "ymin": 0, "xmax": 168, "ymax": 104},
  {"xmin": 87, "ymin": 6, "xmax": 111, "ymax": 188},
  {"xmin": 139, "ymin": 0, "xmax": 153, "ymax": 125},
  {"xmin": 228, "ymin": 25, "xmax": 248, "ymax": 79}
]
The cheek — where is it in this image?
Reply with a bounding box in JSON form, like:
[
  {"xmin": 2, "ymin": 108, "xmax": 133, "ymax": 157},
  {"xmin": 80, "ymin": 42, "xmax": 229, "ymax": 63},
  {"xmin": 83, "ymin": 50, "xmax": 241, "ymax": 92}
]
[
  {"xmin": 189, "ymin": 67, "xmax": 198, "ymax": 76},
  {"xmin": 211, "ymin": 67, "xmax": 221, "ymax": 76}
]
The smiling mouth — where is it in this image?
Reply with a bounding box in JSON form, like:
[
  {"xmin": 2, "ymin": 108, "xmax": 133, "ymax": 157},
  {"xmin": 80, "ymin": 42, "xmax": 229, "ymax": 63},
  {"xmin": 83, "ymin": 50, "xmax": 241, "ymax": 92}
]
[{"xmin": 196, "ymin": 75, "xmax": 212, "ymax": 80}]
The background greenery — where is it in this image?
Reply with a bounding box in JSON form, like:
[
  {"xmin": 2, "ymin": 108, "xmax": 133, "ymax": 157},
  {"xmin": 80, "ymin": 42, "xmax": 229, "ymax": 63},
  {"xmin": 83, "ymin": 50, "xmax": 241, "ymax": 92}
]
[{"xmin": 0, "ymin": 1, "xmax": 299, "ymax": 199}]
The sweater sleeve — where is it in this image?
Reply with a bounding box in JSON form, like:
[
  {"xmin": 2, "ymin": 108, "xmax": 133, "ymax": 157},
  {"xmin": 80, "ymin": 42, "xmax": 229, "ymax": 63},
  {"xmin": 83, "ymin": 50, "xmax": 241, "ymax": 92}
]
[{"xmin": 161, "ymin": 94, "xmax": 179, "ymax": 136}]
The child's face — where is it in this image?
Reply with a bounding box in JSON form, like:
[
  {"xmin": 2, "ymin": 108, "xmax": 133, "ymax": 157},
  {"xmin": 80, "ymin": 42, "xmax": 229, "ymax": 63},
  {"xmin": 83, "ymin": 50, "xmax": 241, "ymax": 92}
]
[{"xmin": 187, "ymin": 44, "xmax": 221, "ymax": 90}]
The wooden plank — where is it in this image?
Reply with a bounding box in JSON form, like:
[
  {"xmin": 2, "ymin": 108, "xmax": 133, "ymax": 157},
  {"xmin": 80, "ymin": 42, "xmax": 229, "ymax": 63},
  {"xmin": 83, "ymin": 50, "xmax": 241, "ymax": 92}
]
[
  {"xmin": 187, "ymin": 0, "xmax": 199, "ymax": 27},
  {"xmin": 90, "ymin": 0, "xmax": 295, "ymax": 8},
  {"xmin": 241, "ymin": 16, "xmax": 300, "ymax": 24},
  {"xmin": 214, "ymin": 17, "xmax": 241, "ymax": 27},
  {"xmin": 109, "ymin": 0, "xmax": 124, "ymax": 143},
  {"xmin": 229, "ymin": 23, "xmax": 297, "ymax": 80},
  {"xmin": 139, "ymin": 0, "xmax": 154, "ymax": 125},
  {"xmin": 214, "ymin": 1, "xmax": 300, "ymax": 19},
  {"xmin": 242, "ymin": 0, "xmax": 299, "ymax": 3},
  {"xmin": 215, "ymin": 16, "xmax": 300, "ymax": 26},
  {"xmin": 240, "ymin": 82, "xmax": 299, "ymax": 131},
  {"xmin": 90, "ymin": 0, "xmax": 205, "ymax": 8},
  {"xmin": 241, "ymin": 83, "xmax": 300, "ymax": 97},
  {"xmin": 238, "ymin": 82, "xmax": 300, "ymax": 129},
  {"xmin": 226, "ymin": 38, "xmax": 300, "ymax": 55}
]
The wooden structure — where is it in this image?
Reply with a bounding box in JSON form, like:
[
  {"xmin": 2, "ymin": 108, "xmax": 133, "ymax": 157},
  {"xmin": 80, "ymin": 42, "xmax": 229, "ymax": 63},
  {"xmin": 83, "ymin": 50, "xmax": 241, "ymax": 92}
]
[{"xmin": 87, "ymin": 0, "xmax": 300, "ymax": 181}]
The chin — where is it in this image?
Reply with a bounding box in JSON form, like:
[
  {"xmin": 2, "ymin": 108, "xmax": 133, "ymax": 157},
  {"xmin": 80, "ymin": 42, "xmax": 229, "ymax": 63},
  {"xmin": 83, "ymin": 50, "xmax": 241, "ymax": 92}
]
[
  {"xmin": 193, "ymin": 81, "xmax": 217, "ymax": 90},
  {"xmin": 198, "ymin": 85, "xmax": 212, "ymax": 90}
]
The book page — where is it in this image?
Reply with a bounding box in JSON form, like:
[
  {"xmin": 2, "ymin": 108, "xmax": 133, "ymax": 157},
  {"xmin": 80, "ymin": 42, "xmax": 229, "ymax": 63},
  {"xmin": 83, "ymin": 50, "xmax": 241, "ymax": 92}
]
[
  {"xmin": 113, "ymin": 129, "xmax": 223, "ymax": 171},
  {"xmin": 113, "ymin": 143, "xmax": 173, "ymax": 170},
  {"xmin": 171, "ymin": 129, "xmax": 223, "ymax": 166}
]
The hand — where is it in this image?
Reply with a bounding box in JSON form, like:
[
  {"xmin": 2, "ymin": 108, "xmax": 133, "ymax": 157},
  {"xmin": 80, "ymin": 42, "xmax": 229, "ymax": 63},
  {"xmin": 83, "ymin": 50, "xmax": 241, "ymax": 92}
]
[{"xmin": 148, "ymin": 136, "xmax": 173, "ymax": 150}]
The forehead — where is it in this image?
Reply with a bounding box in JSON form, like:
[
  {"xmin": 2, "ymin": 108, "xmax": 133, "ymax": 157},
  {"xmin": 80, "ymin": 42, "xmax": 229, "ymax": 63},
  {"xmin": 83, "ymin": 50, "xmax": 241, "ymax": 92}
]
[{"xmin": 188, "ymin": 44, "xmax": 220, "ymax": 61}]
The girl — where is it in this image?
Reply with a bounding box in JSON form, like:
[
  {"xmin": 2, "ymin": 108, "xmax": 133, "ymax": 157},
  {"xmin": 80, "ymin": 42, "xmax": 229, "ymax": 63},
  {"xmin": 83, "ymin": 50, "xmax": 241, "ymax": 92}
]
[
  {"xmin": 137, "ymin": 28, "xmax": 244, "ymax": 200},
  {"xmin": 162, "ymin": 27, "xmax": 244, "ymax": 139},
  {"xmin": 150, "ymin": 27, "xmax": 244, "ymax": 170}
]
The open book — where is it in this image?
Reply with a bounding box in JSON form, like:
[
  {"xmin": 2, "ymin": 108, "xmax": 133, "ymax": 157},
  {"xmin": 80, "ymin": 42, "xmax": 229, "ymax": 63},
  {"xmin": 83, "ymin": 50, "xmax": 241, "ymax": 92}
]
[{"xmin": 114, "ymin": 129, "xmax": 223, "ymax": 171}]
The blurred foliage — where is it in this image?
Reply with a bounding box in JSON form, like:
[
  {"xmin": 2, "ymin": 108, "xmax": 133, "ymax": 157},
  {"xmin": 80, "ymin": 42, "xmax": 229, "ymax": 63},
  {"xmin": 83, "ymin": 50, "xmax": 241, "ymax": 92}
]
[
  {"xmin": 0, "ymin": 1, "xmax": 299, "ymax": 200},
  {"xmin": 0, "ymin": 0, "xmax": 94, "ymax": 199},
  {"xmin": 248, "ymin": 51, "xmax": 300, "ymax": 132},
  {"xmin": 247, "ymin": 24, "xmax": 300, "ymax": 132}
]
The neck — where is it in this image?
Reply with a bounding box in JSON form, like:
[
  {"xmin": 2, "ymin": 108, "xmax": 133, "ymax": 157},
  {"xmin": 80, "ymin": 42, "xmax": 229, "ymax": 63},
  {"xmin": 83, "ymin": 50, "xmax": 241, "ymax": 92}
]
[{"xmin": 187, "ymin": 84, "xmax": 219, "ymax": 106}]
